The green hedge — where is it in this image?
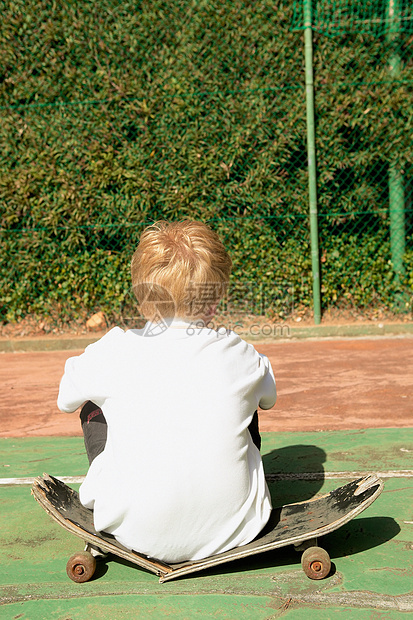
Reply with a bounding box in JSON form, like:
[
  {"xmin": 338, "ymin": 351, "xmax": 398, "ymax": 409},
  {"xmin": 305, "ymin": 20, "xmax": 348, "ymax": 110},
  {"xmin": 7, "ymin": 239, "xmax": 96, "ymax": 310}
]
[{"xmin": 1, "ymin": 0, "xmax": 412, "ymax": 324}]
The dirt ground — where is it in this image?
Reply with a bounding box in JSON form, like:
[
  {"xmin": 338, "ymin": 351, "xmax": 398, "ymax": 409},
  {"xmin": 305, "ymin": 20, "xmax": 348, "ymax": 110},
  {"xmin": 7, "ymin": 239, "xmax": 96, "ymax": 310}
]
[{"xmin": 0, "ymin": 337, "xmax": 412, "ymax": 437}]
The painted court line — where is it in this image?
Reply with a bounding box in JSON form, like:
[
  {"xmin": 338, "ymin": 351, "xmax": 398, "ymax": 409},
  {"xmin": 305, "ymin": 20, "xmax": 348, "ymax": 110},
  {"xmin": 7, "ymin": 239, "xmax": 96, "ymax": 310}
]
[
  {"xmin": 265, "ymin": 470, "xmax": 413, "ymax": 481},
  {"xmin": 0, "ymin": 476, "xmax": 86, "ymax": 486},
  {"xmin": 1, "ymin": 470, "xmax": 413, "ymax": 486}
]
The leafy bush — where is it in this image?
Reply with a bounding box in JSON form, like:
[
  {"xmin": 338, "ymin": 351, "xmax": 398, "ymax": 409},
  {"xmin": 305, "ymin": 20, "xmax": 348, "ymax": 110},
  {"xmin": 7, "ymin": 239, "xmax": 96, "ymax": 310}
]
[{"xmin": 0, "ymin": 0, "xmax": 412, "ymax": 324}]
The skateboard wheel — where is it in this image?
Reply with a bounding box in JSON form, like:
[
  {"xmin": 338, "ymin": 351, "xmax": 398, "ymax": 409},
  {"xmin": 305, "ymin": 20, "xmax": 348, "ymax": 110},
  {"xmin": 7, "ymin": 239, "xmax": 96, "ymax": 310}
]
[
  {"xmin": 66, "ymin": 551, "xmax": 97, "ymax": 583},
  {"xmin": 301, "ymin": 546, "xmax": 331, "ymax": 580}
]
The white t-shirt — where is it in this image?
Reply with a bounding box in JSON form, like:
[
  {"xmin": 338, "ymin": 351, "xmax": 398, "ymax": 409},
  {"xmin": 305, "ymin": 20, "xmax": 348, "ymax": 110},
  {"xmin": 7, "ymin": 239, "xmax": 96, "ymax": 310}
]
[{"xmin": 57, "ymin": 320, "xmax": 277, "ymax": 562}]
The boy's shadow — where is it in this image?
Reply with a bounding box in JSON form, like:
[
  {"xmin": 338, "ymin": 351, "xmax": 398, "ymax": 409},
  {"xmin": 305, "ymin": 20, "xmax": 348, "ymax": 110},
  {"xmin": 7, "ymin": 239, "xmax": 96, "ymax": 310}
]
[{"xmin": 262, "ymin": 444, "xmax": 327, "ymax": 506}]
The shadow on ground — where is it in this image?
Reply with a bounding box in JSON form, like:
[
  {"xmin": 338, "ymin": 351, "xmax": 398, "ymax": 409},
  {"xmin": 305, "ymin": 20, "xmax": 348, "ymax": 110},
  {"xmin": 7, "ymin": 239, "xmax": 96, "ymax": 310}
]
[
  {"xmin": 324, "ymin": 516, "xmax": 400, "ymax": 557},
  {"xmin": 263, "ymin": 444, "xmax": 327, "ymax": 504}
]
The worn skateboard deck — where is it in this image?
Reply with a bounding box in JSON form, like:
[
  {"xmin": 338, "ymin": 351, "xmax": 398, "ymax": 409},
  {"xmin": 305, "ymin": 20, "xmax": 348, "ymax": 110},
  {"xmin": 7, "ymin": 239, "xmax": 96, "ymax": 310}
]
[{"xmin": 32, "ymin": 473, "xmax": 383, "ymax": 583}]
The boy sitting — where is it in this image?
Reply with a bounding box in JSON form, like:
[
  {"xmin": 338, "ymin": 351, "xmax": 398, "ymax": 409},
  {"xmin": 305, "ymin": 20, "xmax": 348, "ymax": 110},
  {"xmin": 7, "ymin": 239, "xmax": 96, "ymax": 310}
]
[{"xmin": 58, "ymin": 220, "xmax": 276, "ymax": 562}]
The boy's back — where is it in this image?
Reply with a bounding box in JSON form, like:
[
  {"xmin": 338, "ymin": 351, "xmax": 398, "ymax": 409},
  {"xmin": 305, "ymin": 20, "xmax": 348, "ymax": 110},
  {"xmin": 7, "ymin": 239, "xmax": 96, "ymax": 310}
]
[{"xmin": 58, "ymin": 320, "xmax": 276, "ymax": 562}]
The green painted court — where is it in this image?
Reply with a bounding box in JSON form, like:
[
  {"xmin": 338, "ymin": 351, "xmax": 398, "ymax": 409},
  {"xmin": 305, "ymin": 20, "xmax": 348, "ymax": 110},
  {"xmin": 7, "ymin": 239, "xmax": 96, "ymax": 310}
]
[{"xmin": 1, "ymin": 428, "xmax": 412, "ymax": 619}]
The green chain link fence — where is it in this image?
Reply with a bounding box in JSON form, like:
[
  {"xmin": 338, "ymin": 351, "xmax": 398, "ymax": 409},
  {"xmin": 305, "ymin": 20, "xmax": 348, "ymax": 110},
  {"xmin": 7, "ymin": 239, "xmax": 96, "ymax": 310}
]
[
  {"xmin": 293, "ymin": 0, "xmax": 413, "ymax": 321},
  {"xmin": 1, "ymin": 0, "xmax": 412, "ymax": 332}
]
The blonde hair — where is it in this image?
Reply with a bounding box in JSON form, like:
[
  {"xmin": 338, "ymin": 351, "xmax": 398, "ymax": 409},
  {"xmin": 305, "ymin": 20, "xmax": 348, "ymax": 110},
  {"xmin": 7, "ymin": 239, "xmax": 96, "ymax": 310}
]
[{"xmin": 131, "ymin": 220, "xmax": 232, "ymax": 321}]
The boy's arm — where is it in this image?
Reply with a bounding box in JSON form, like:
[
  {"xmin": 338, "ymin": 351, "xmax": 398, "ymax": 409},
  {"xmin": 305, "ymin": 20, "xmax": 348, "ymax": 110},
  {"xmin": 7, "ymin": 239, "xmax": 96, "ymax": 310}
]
[
  {"xmin": 257, "ymin": 353, "xmax": 277, "ymax": 410},
  {"xmin": 57, "ymin": 356, "xmax": 92, "ymax": 413},
  {"xmin": 57, "ymin": 328, "xmax": 122, "ymax": 412}
]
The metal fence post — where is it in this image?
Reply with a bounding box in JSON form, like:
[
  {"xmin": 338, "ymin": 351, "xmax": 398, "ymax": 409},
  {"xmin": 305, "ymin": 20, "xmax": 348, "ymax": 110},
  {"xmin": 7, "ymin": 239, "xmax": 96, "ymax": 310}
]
[
  {"xmin": 303, "ymin": 0, "xmax": 321, "ymax": 324},
  {"xmin": 387, "ymin": 0, "xmax": 406, "ymax": 289}
]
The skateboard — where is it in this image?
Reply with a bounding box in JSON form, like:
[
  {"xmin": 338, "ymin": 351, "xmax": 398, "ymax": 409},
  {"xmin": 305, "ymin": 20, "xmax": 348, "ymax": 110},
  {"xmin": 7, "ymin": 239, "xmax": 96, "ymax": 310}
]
[{"xmin": 32, "ymin": 473, "xmax": 383, "ymax": 583}]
